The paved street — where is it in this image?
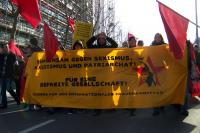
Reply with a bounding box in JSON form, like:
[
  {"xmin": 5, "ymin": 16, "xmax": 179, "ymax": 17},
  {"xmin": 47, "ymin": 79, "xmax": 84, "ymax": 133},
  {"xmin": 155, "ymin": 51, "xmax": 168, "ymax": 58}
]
[{"xmin": 0, "ymin": 97, "xmax": 200, "ymax": 133}]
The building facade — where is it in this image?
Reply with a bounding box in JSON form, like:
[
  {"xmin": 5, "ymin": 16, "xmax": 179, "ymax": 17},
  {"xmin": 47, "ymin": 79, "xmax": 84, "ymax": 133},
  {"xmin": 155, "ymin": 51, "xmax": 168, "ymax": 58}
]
[{"xmin": 0, "ymin": 0, "xmax": 93, "ymax": 48}]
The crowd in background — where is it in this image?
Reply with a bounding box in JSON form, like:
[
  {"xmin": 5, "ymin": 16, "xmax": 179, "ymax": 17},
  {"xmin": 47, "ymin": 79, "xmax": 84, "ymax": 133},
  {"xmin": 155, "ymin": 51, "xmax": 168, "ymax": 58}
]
[{"xmin": 0, "ymin": 32, "xmax": 200, "ymax": 117}]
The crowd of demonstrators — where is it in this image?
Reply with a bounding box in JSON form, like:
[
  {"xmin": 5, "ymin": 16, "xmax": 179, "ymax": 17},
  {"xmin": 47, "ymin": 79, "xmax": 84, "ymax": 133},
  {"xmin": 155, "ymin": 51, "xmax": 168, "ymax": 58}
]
[{"xmin": 0, "ymin": 31, "xmax": 193, "ymax": 118}]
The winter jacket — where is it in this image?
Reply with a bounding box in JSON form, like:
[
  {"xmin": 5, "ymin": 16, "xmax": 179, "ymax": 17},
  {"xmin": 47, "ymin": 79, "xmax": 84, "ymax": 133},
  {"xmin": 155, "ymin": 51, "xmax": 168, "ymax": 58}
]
[{"xmin": 86, "ymin": 36, "xmax": 118, "ymax": 49}]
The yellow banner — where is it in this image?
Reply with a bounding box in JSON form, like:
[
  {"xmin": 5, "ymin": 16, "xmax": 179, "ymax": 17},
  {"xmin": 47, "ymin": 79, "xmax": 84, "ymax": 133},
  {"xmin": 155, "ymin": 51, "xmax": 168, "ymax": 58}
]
[
  {"xmin": 24, "ymin": 45, "xmax": 188, "ymax": 109},
  {"xmin": 73, "ymin": 21, "xmax": 93, "ymax": 48}
]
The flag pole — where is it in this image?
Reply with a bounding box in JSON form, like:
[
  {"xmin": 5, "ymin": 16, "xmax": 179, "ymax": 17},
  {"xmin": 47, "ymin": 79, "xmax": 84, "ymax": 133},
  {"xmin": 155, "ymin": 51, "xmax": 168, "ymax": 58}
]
[{"xmin": 195, "ymin": 0, "xmax": 199, "ymax": 45}]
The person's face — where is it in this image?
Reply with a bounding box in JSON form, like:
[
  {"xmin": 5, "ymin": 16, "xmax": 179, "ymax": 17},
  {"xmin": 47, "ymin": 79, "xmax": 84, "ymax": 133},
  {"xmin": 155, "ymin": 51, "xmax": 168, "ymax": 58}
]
[
  {"xmin": 138, "ymin": 43, "xmax": 143, "ymax": 47},
  {"xmin": 155, "ymin": 34, "xmax": 162, "ymax": 43},
  {"xmin": 74, "ymin": 44, "xmax": 82, "ymax": 50},
  {"xmin": 3, "ymin": 45, "xmax": 9, "ymax": 53},
  {"xmin": 137, "ymin": 41, "xmax": 144, "ymax": 46},
  {"xmin": 26, "ymin": 47, "xmax": 32, "ymax": 54},
  {"xmin": 98, "ymin": 34, "xmax": 106, "ymax": 45},
  {"xmin": 122, "ymin": 43, "xmax": 128, "ymax": 48},
  {"xmin": 129, "ymin": 38, "xmax": 136, "ymax": 48}
]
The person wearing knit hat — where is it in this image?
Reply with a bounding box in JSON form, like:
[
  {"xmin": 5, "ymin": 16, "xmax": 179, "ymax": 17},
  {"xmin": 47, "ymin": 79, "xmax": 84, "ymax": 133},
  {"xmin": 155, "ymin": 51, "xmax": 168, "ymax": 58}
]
[{"xmin": 128, "ymin": 35, "xmax": 137, "ymax": 48}]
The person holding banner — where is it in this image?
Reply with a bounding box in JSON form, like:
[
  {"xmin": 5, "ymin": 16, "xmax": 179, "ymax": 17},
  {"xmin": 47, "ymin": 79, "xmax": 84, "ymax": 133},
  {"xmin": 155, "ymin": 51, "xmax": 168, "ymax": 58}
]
[
  {"xmin": 127, "ymin": 35, "xmax": 137, "ymax": 116},
  {"xmin": 23, "ymin": 38, "xmax": 43, "ymax": 111},
  {"xmin": 66, "ymin": 40, "xmax": 84, "ymax": 115},
  {"xmin": 86, "ymin": 32, "xmax": 118, "ymax": 116},
  {"xmin": 151, "ymin": 33, "xmax": 166, "ymax": 116},
  {"xmin": 86, "ymin": 32, "xmax": 118, "ymax": 48}
]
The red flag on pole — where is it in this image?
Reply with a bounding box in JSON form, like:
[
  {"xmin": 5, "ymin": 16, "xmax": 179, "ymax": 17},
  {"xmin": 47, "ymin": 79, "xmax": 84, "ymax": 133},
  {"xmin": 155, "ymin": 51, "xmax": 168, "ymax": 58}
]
[
  {"xmin": 158, "ymin": 1, "xmax": 189, "ymax": 59},
  {"xmin": 8, "ymin": 40, "xmax": 23, "ymax": 57},
  {"xmin": 67, "ymin": 17, "xmax": 75, "ymax": 32},
  {"xmin": 44, "ymin": 22, "xmax": 60, "ymax": 61},
  {"xmin": 14, "ymin": 0, "xmax": 42, "ymax": 28}
]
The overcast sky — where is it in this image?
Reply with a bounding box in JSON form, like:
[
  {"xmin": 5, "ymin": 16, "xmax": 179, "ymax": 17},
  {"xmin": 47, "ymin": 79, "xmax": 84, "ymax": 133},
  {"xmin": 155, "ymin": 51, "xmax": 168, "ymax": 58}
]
[{"xmin": 115, "ymin": 0, "xmax": 200, "ymax": 45}]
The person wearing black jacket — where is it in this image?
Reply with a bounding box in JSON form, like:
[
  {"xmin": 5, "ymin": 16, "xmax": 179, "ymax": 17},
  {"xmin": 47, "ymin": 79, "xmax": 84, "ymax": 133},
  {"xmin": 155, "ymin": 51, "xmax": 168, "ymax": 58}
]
[
  {"xmin": 86, "ymin": 32, "xmax": 118, "ymax": 116},
  {"xmin": 86, "ymin": 32, "xmax": 118, "ymax": 48},
  {"xmin": 0, "ymin": 44, "xmax": 19, "ymax": 109}
]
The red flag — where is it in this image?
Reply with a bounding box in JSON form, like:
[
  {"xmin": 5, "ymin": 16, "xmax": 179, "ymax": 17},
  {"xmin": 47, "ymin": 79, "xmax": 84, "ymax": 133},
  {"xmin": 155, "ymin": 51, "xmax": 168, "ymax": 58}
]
[
  {"xmin": 44, "ymin": 22, "xmax": 59, "ymax": 61},
  {"xmin": 67, "ymin": 17, "xmax": 75, "ymax": 32},
  {"xmin": 15, "ymin": 0, "xmax": 41, "ymax": 28},
  {"xmin": 158, "ymin": 1, "xmax": 189, "ymax": 59},
  {"xmin": 8, "ymin": 40, "xmax": 23, "ymax": 57}
]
